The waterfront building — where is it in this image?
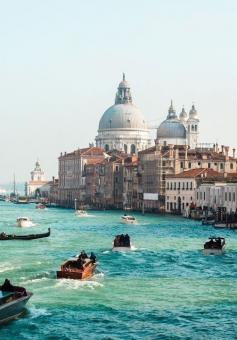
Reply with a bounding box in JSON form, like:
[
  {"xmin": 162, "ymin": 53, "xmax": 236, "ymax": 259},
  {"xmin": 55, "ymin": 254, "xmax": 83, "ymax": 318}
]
[
  {"xmin": 156, "ymin": 101, "xmax": 199, "ymax": 149},
  {"xmin": 95, "ymin": 74, "xmax": 152, "ymax": 154},
  {"xmin": 196, "ymin": 175, "xmax": 237, "ymax": 213},
  {"xmin": 58, "ymin": 146, "xmax": 105, "ymax": 207},
  {"xmin": 25, "ymin": 160, "xmax": 49, "ymax": 197},
  {"xmin": 165, "ymin": 168, "xmax": 219, "ymax": 215},
  {"xmin": 138, "ymin": 144, "xmax": 237, "ymax": 212}
]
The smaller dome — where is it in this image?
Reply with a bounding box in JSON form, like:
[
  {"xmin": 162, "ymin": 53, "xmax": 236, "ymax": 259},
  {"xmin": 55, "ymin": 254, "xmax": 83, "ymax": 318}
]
[
  {"xmin": 179, "ymin": 107, "xmax": 188, "ymax": 122},
  {"xmin": 157, "ymin": 119, "xmax": 186, "ymax": 139},
  {"xmin": 189, "ymin": 104, "xmax": 198, "ymax": 119}
]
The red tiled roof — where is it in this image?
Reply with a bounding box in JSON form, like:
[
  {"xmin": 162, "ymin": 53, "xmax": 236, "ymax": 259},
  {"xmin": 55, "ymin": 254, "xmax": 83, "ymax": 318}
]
[{"xmin": 167, "ymin": 168, "xmax": 220, "ymax": 179}]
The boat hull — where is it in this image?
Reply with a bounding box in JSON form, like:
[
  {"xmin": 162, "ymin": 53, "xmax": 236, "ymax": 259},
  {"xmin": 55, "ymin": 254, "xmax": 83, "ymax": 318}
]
[
  {"xmin": 0, "ymin": 292, "xmax": 32, "ymax": 324},
  {"xmin": 203, "ymin": 248, "xmax": 225, "ymax": 255},
  {"xmin": 57, "ymin": 263, "xmax": 96, "ymax": 280},
  {"xmin": 112, "ymin": 246, "xmax": 131, "ymax": 252}
]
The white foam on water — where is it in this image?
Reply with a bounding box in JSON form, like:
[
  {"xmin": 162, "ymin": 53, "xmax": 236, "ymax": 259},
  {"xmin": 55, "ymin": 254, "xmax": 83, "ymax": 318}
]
[
  {"xmin": 102, "ymin": 250, "xmax": 110, "ymax": 254},
  {"xmin": 55, "ymin": 278, "xmax": 103, "ymax": 290},
  {"xmin": 29, "ymin": 306, "xmax": 52, "ymax": 319},
  {"xmin": 0, "ymin": 263, "xmax": 21, "ymax": 273}
]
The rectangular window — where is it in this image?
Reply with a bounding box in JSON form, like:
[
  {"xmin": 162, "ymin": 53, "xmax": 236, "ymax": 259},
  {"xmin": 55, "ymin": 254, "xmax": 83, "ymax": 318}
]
[
  {"xmin": 167, "ymin": 202, "xmax": 169, "ymax": 210},
  {"xmin": 197, "ymin": 192, "xmax": 199, "ymax": 200},
  {"xmin": 229, "ymin": 192, "xmax": 231, "ymax": 201},
  {"xmin": 225, "ymin": 192, "xmax": 227, "ymax": 201},
  {"xmin": 208, "ymin": 163, "xmax": 211, "ymax": 168},
  {"xmin": 220, "ymin": 163, "xmax": 224, "ymax": 170},
  {"xmin": 204, "ymin": 192, "xmax": 206, "ymax": 200},
  {"xmin": 178, "ymin": 182, "xmax": 180, "ymax": 190},
  {"xmin": 182, "ymin": 182, "xmax": 185, "ymax": 190},
  {"xmin": 233, "ymin": 192, "xmax": 236, "ymax": 201},
  {"xmin": 174, "ymin": 182, "xmax": 176, "ymax": 190},
  {"xmin": 180, "ymin": 162, "xmax": 184, "ymax": 168},
  {"xmin": 189, "ymin": 162, "xmax": 191, "ymax": 169},
  {"xmin": 190, "ymin": 182, "xmax": 193, "ymax": 190},
  {"xmin": 186, "ymin": 182, "xmax": 189, "ymax": 190},
  {"xmin": 115, "ymin": 165, "xmax": 119, "ymax": 172}
]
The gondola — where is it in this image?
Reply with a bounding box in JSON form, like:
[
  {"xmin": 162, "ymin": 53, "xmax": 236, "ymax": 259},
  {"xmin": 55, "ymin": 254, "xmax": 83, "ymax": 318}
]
[{"xmin": 0, "ymin": 228, "xmax": 50, "ymax": 240}]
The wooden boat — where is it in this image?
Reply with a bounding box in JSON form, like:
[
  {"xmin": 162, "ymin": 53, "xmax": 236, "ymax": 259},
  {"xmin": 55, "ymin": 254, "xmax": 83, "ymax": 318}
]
[
  {"xmin": 0, "ymin": 228, "xmax": 50, "ymax": 241},
  {"xmin": 203, "ymin": 237, "xmax": 225, "ymax": 255},
  {"xmin": 121, "ymin": 215, "xmax": 137, "ymax": 224},
  {"xmin": 112, "ymin": 234, "xmax": 132, "ymax": 252},
  {"xmin": 0, "ymin": 279, "xmax": 32, "ymax": 324},
  {"xmin": 75, "ymin": 210, "xmax": 88, "ymax": 217},
  {"xmin": 16, "ymin": 217, "xmax": 34, "ymax": 228},
  {"xmin": 57, "ymin": 252, "xmax": 96, "ymax": 280}
]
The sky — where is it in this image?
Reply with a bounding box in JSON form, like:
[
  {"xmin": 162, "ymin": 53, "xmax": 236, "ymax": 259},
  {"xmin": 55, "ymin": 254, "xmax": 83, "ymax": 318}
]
[{"xmin": 0, "ymin": 0, "xmax": 237, "ymax": 183}]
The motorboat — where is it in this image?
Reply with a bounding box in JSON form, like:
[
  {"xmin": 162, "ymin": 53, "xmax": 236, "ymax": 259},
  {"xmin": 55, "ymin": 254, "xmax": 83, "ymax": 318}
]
[
  {"xmin": 16, "ymin": 217, "xmax": 34, "ymax": 228},
  {"xmin": 35, "ymin": 203, "xmax": 46, "ymax": 209},
  {"xmin": 202, "ymin": 216, "xmax": 215, "ymax": 225},
  {"xmin": 56, "ymin": 251, "xmax": 96, "ymax": 280},
  {"xmin": 0, "ymin": 228, "xmax": 50, "ymax": 241},
  {"xmin": 0, "ymin": 279, "xmax": 32, "ymax": 324},
  {"xmin": 203, "ymin": 237, "xmax": 225, "ymax": 255},
  {"xmin": 213, "ymin": 223, "xmax": 228, "ymax": 229},
  {"xmin": 112, "ymin": 234, "xmax": 131, "ymax": 252},
  {"xmin": 75, "ymin": 210, "xmax": 88, "ymax": 217},
  {"xmin": 121, "ymin": 215, "xmax": 137, "ymax": 224}
]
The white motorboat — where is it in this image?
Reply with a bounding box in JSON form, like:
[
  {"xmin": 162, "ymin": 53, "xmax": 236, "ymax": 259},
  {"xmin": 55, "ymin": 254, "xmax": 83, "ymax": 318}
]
[
  {"xmin": 112, "ymin": 234, "xmax": 132, "ymax": 252},
  {"xmin": 121, "ymin": 215, "xmax": 137, "ymax": 224},
  {"xmin": 75, "ymin": 210, "xmax": 88, "ymax": 217},
  {"xmin": 213, "ymin": 223, "xmax": 227, "ymax": 229},
  {"xmin": 203, "ymin": 237, "xmax": 225, "ymax": 255},
  {"xmin": 16, "ymin": 217, "xmax": 34, "ymax": 228}
]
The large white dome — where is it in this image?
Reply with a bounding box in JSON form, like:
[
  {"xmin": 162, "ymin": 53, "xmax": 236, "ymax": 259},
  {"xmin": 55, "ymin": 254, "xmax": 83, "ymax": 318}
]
[{"xmin": 99, "ymin": 103, "xmax": 147, "ymax": 130}]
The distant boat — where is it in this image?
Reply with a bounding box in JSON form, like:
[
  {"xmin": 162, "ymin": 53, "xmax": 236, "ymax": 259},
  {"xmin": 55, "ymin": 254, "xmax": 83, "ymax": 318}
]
[
  {"xmin": 35, "ymin": 203, "xmax": 46, "ymax": 209},
  {"xmin": 203, "ymin": 237, "xmax": 225, "ymax": 255},
  {"xmin": 15, "ymin": 196, "xmax": 29, "ymax": 204},
  {"xmin": 0, "ymin": 228, "xmax": 50, "ymax": 241},
  {"xmin": 121, "ymin": 215, "xmax": 137, "ymax": 224},
  {"xmin": 0, "ymin": 279, "xmax": 32, "ymax": 324},
  {"xmin": 16, "ymin": 217, "xmax": 34, "ymax": 228},
  {"xmin": 112, "ymin": 234, "xmax": 132, "ymax": 252},
  {"xmin": 75, "ymin": 210, "xmax": 88, "ymax": 217}
]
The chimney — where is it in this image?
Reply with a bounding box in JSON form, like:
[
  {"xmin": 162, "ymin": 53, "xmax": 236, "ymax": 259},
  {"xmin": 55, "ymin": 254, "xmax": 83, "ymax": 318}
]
[
  {"xmin": 225, "ymin": 146, "xmax": 229, "ymax": 156},
  {"xmin": 221, "ymin": 145, "xmax": 224, "ymax": 154},
  {"xmin": 168, "ymin": 144, "xmax": 174, "ymax": 158},
  {"xmin": 216, "ymin": 143, "xmax": 218, "ymax": 152},
  {"xmin": 233, "ymin": 148, "xmax": 236, "ymax": 158}
]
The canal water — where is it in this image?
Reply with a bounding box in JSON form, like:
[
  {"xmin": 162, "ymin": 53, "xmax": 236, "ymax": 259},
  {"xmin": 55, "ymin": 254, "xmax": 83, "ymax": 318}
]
[{"xmin": 0, "ymin": 202, "xmax": 237, "ymax": 339}]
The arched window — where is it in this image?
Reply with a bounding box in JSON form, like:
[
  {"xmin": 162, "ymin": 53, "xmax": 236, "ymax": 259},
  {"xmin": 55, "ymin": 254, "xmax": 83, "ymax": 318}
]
[
  {"xmin": 124, "ymin": 144, "xmax": 128, "ymax": 153},
  {"xmin": 104, "ymin": 144, "xmax": 109, "ymax": 152},
  {"xmin": 195, "ymin": 125, "xmax": 197, "ymax": 131},
  {"xmin": 192, "ymin": 125, "xmax": 194, "ymax": 131},
  {"xmin": 130, "ymin": 144, "xmax": 136, "ymax": 154}
]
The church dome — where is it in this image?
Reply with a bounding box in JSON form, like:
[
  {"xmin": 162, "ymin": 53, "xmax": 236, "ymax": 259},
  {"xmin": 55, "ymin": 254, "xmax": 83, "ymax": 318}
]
[
  {"xmin": 157, "ymin": 119, "xmax": 186, "ymax": 139},
  {"xmin": 157, "ymin": 101, "xmax": 186, "ymax": 139},
  {"xmin": 98, "ymin": 73, "xmax": 148, "ymax": 131},
  {"xmin": 99, "ymin": 103, "xmax": 147, "ymax": 130},
  {"xmin": 179, "ymin": 107, "xmax": 188, "ymax": 122}
]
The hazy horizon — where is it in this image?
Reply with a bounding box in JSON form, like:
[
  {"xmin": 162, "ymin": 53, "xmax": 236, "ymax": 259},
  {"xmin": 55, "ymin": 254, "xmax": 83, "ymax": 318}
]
[{"xmin": 1, "ymin": 0, "xmax": 237, "ymax": 183}]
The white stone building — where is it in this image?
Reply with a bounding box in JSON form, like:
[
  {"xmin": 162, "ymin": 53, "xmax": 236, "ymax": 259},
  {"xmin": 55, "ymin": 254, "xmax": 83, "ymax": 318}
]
[
  {"xmin": 95, "ymin": 74, "xmax": 152, "ymax": 154},
  {"xmin": 156, "ymin": 101, "xmax": 199, "ymax": 149},
  {"xmin": 25, "ymin": 161, "xmax": 49, "ymax": 197},
  {"xmin": 196, "ymin": 181, "xmax": 237, "ymax": 213}
]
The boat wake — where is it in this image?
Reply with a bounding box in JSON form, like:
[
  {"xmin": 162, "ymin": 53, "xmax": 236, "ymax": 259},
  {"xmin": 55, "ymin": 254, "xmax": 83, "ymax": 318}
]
[
  {"xmin": 29, "ymin": 306, "xmax": 52, "ymax": 319},
  {"xmin": 0, "ymin": 263, "xmax": 21, "ymax": 273},
  {"xmin": 55, "ymin": 278, "xmax": 104, "ymax": 290}
]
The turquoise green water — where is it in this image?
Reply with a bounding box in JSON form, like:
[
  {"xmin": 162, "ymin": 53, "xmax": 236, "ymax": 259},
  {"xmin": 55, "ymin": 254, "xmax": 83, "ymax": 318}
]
[{"xmin": 0, "ymin": 202, "xmax": 237, "ymax": 339}]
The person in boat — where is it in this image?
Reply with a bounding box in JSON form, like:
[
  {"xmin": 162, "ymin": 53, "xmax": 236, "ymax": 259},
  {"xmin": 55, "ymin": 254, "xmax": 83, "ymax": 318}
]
[
  {"xmin": 1, "ymin": 279, "xmax": 14, "ymax": 292},
  {"xmin": 119, "ymin": 234, "xmax": 125, "ymax": 246},
  {"xmin": 0, "ymin": 232, "xmax": 7, "ymax": 239},
  {"xmin": 79, "ymin": 250, "xmax": 88, "ymax": 260},
  {"xmin": 75, "ymin": 257, "xmax": 84, "ymax": 269},
  {"xmin": 114, "ymin": 235, "xmax": 120, "ymax": 247},
  {"xmin": 89, "ymin": 252, "xmax": 96, "ymax": 263},
  {"xmin": 124, "ymin": 234, "xmax": 130, "ymax": 247}
]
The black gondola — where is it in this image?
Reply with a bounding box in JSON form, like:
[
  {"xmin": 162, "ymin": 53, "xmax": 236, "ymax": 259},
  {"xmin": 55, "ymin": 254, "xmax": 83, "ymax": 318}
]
[{"xmin": 0, "ymin": 228, "xmax": 50, "ymax": 240}]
